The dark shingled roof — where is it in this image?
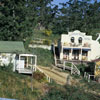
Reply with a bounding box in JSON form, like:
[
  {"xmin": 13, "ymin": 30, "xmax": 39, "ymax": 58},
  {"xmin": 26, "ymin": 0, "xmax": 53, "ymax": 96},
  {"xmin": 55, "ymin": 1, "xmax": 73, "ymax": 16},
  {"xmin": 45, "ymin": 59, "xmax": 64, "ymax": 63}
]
[{"xmin": 0, "ymin": 41, "xmax": 25, "ymax": 53}]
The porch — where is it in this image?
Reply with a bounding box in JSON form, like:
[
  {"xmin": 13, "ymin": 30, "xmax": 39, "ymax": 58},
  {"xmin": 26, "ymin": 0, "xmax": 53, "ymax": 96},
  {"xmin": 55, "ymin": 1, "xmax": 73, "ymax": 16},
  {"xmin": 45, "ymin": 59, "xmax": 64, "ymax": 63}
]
[
  {"xmin": 15, "ymin": 54, "xmax": 37, "ymax": 74},
  {"xmin": 62, "ymin": 47, "xmax": 91, "ymax": 61},
  {"xmin": 17, "ymin": 68, "xmax": 35, "ymax": 74}
]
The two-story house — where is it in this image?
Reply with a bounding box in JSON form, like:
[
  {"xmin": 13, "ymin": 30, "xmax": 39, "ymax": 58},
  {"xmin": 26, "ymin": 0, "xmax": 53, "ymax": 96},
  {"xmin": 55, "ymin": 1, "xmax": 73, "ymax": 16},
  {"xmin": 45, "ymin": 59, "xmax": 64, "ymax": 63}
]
[{"xmin": 58, "ymin": 30, "xmax": 100, "ymax": 62}]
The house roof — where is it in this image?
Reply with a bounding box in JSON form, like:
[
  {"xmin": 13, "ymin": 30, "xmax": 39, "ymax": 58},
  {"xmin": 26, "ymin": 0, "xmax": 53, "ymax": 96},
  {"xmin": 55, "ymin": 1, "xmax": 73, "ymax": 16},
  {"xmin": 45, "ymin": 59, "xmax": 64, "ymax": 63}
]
[
  {"xmin": 92, "ymin": 59, "xmax": 100, "ymax": 62},
  {"xmin": 0, "ymin": 41, "xmax": 25, "ymax": 53}
]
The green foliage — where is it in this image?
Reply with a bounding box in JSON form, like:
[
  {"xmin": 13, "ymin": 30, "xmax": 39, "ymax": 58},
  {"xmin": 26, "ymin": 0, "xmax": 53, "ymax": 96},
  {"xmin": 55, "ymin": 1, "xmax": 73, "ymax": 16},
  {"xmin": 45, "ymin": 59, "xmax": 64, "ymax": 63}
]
[
  {"xmin": 24, "ymin": 37, "xmax": 32, "ymax": 49},
  {"xmin": 77, "ymin": 64, "xmax": 87, "ymax": 75},
  {"xmin": 86, "ymin": 81, "xmax": 100, "ymax": 93},
  {"xmin": 0, "ymin": 0, "xmax": 33, "ymax": 41},
  {"xmin": 41, "ymin": 84, "xmax": 100, "ymax": 100},
  {"xmin": 0, "ymin": 63, "xmax": 13, "ymax": 72},
  {"xmin": 87, "ymin": 62, "xmax": 95, "ymax": 74},
  {"xmin": 53, "ymin": 0, "xmax": 100, "ymax": 37},
  {"xmin": 77, "ymin": 62, "xmax": 95, "ymax": 75},
  {"xmin": 32, "ymin": 29, "xmax": 60, "ymax": 43},
  {"xmin": 0, "ymin": 0, "xmax": 54, "ymax": 41},
  {"xmin": 79, "ymin": 77, "xmax": 100, "ymax": 93},
  {"xmin": 44, "ymin": 29, "xmax": 52, "ymax": 36},
  {"xmin": 29, "ymin": 48, "xmax": 54, "ymax": 66},
  {"xmin": 33, "ymin": 71, "xmax": 46, "ymax": 82},
  {"xmin": 65, "ymin": 62, "xmax": 72, "ymax": 67},
  {"xmin": 0, "ymin": 69, "xmax": 40, "ymax": 100},
  {"xmin": 43, "ymin": 39, "xmax": 51, "ymax": 45},
  {"xmin": 0, "ymin": 0, "xmax": 100, "ymax": 41}
]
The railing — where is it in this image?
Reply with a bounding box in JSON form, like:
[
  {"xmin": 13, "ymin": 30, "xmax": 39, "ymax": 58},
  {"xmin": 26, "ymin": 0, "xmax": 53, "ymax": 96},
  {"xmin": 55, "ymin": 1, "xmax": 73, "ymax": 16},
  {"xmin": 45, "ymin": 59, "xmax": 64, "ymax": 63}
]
[
  {"xmin": 84, "ymin": 72, "xmax": 95, "ymax": 82},
  {"xmin": 62, "ymin": 42, "xmax": 91, "ymax": 48},
  {"xmin": 36, "ymin": 66, "xmax": 51, "ymax": 83},
  {"xmin": 59, "ymin": 61, "xmax": 80, "ymax": 75},
  {"xmin": 71, "ymin": 63, "xmax": 80, "ymax": 75},
  {"xmin": 31, "ymin": 38, "xmax": 45, "ymax": 44},
  {"xmin": 52, "ymin": 43, "xmax": 80, "ymax": 75},
  {"xmin": 63, "ymin": 61, "xmax": 80, "ymax": 75},
  {"xmin": 16, "ymin": 68, "xmax": 35, "ymax": 73},
  {"xmin": 30, "ymin": 38, "xmax": 52, "ymax": 45}
]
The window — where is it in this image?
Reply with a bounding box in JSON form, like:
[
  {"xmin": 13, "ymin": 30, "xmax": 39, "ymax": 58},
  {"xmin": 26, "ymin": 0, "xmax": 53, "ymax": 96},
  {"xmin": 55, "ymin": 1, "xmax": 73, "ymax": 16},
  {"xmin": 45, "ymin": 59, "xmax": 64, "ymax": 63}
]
[
  {"xmin": 79, "ymin": 37, "xmax": 82, "ymax": 44},
  {"xmin": 71, "ymin": 37, "xmax": 74, "ymax": 43}
]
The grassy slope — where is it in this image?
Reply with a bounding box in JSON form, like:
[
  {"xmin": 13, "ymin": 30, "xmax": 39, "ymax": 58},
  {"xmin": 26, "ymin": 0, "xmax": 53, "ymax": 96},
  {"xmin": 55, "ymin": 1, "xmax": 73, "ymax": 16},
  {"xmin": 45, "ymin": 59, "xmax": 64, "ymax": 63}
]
[
  {"xmin": 41, "ymin": 82, "xmax": 100, "ymax": 100},
  {"xmin": 0, "ymin": 69, "xmax": 100, "ymax": 100},
  {"xmin": 25, "ymin": 29, "xmax": 59, "ymax": 67},
  {"xmin": 32, "ymin": 30, "xmax": 60, "ymax": 42},
  {"xmin": 29, "ymin": 48, "xmax": 54, "ymax": 67},
  {"xmin": 0, "ymin": 70, "xmax": 47, "ymax": 100}
]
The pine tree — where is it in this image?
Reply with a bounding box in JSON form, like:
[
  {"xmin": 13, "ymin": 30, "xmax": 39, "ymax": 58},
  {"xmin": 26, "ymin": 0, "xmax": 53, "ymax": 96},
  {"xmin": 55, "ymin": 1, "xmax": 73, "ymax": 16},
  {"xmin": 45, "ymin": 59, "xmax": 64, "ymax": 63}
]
[{"xmin": 0, "ymin": 0, "xmax": 33, "ymax": 40}]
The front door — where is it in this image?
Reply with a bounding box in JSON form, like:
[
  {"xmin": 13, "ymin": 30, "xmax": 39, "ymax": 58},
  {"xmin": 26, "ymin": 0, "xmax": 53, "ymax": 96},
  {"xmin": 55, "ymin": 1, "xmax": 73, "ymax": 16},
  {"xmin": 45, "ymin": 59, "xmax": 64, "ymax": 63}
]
[{"xmin": 72, "ymin": 50, "xmax": 79, "ymax": 60}]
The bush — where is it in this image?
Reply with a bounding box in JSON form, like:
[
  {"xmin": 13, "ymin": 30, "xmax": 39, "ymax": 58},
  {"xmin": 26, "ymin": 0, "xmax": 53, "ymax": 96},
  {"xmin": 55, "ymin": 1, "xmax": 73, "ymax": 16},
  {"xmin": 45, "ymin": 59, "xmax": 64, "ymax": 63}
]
[
  {"xmin": 41, "ymin": 84, "xmax": 100, "ymax": 100},
  {"xmin": 0, "ymin": 63, "xmax": 13, "ymax": 72},
  {"xmin": 77, "ymin": 64, "xmax": 87, "ymax": 75},
  {"xmin": 33, "ymin": 71, "xmax": 46, "ymax": 82},
  {"xmin": 43, "ymin": 39, "xmax": 51, "ymax": 45},
  {"xmin": 44, "ymin": 29, "xmax": 52, "ymax": 36}
]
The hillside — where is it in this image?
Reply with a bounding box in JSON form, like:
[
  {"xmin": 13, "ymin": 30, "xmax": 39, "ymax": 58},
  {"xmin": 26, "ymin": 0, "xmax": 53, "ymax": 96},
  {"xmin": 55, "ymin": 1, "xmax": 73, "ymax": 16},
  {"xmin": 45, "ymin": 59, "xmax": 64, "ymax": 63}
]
[
  {"xmin": 0, "ymin": 68, "xmax": 48, "ymax": 100},
  {"xmin": 0, "ymin": 66, "xmax": 100, "ymax": 100}
]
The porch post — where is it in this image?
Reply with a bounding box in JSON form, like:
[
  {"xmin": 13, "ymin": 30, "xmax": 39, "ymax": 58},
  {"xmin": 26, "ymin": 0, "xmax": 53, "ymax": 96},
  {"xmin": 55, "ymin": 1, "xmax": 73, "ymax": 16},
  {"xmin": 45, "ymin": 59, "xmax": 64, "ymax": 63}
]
[
  {"xmin": 19, "ymin": 55, "xmax": 20, "ymax": 70},
  {"xmin": 80, "ymin": 48, "xmax": 82, "ymax": 61},
  {"xmin": 35, "ymin": 55, "xmax": 37, "ymax": 67},
  {"xmin": 35, "ymin": 55, "xmax": 37, "ymax": 71},
  {"xmin": 27, "ymin": 56, "xmax": 28, "ymax": 68},
  {"xmin": 60, "ymin": 46, "xmax": 63, "ymax": 60},
  {"xmin": 87, "ymin": 51, "xmax": 91, "ymax": 61},
  {"xmin": 31, "ymin": 56, "xmax": 33, "ymax": 69},
  {"xmin": 70, "ymin": 48, "xmax": 73, "ymax": 60}
]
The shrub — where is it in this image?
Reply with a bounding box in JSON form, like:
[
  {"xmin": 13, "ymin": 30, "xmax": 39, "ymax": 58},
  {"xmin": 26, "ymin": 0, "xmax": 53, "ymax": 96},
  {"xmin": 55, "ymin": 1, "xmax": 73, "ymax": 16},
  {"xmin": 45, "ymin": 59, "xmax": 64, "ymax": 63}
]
[
  {"xmin": 77, "ymin": 64, "xmax": 87, "ymax": 75},
  {"xmin": 44, "ymin": 29, "xmax": 52, "ymax": 36},
  {"xmin": 41, "ymin": 84, "xmax": 100, "ymax": 100},
  {"xmin": 0, "ymin": 63, "xmax": 13, "ymax": 72},
  {"xmin": 33, "ymin": 71, "xmax": 46, "ymax": 82},
  {"xmin": 43, "ymin": 39, "xmax": 51, "ymax": 45}
]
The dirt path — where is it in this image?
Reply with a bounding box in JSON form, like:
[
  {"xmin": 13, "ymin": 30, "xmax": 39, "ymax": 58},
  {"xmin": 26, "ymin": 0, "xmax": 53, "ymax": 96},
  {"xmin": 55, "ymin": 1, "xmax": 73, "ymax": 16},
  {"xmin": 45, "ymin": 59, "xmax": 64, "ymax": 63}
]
[
  {"xmin": 38, "ymin": 66, "xmax": 100, "ymax": 96},
  {"xmin": 38, "ymin": 66, "xmax": 70, "ymax": 85}
]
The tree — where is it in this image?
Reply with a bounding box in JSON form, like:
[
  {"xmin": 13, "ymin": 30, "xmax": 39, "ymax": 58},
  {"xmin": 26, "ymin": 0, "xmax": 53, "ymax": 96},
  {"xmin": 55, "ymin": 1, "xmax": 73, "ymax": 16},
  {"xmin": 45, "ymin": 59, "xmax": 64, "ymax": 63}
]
[
  {"xmin": 0, "ymin": 0, "xmax": 33, "ymax": 41},
  {"xmin": 54, "ymin": 0, "xmax": 100, "ymax": 37}
]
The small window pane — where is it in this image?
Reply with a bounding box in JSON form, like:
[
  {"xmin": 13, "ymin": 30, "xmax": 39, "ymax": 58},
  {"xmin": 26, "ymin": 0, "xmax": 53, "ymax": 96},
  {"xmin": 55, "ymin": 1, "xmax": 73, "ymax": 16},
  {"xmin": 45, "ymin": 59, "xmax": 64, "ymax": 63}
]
[
  {"xmin": 79, "ymin": 37, "xmax": 82, "ymax": 43},
  {"xmin": 71, "ymin": 37, "xmax": 74, "ymax": 43}
]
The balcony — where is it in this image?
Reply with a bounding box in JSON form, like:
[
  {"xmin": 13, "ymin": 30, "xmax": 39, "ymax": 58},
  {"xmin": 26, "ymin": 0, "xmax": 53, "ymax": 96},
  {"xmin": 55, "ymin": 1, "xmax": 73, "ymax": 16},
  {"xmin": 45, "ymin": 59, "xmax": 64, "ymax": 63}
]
[{"xmin": 62, "ymin": 42, "xmax": 91, "ymax": 48}]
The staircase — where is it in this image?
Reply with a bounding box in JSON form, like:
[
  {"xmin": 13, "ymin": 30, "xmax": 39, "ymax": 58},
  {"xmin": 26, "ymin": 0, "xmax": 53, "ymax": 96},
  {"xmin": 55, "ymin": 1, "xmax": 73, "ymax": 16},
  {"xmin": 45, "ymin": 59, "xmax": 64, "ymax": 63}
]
[
  {"xmin": 52, "ymin": 44, "xmax": 80, "ymax": 75},
  {"xmin": 70, "ymin": 62, "xmax": 80, "ymax": 75}
]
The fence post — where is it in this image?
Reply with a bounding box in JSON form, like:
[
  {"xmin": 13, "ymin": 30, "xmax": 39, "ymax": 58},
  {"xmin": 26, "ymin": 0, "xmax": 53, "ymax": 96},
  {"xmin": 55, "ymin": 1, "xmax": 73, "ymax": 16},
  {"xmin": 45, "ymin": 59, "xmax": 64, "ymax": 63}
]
[
  {"xmin": 63, "ymin": 61, "xmax": 65, "ymax": 70},
  {"xmin": 84, "ymin": 72, "xmax": 86, "ymax": 78},
  {"xmin": 71, "ymin": 63, "xmax": 73, "ymax": 75},
  {"xmin": 88, "ymin": 75, "xmax": 90, "ymax": 82},
  {"xmin": 48, "ymin": 77, "xmax": 51, "ymax": 83}
]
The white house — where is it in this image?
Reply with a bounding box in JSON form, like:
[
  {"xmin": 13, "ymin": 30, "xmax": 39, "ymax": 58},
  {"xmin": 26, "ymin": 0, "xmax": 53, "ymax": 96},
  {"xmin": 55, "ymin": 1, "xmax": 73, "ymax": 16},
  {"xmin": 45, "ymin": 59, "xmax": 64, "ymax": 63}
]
[
  {"xmin": 58, "ymin": 30, "xmax": 100, "ymax": 62},
  {"xmin": 0, "ymin": 41, "xmax": 37, "ymax": 74}
]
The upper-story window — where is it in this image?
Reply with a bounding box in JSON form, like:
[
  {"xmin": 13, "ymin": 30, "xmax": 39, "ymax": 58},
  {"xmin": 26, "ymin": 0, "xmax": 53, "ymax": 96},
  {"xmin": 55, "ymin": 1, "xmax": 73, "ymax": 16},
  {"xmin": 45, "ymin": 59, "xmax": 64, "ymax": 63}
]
[
  {"xmin": 71, "ymin": 37, "xmax": 74, "ymax": 43},
  {"xmin": 78, "ymin": 37, "xmax": 82, "ymax": 44}
]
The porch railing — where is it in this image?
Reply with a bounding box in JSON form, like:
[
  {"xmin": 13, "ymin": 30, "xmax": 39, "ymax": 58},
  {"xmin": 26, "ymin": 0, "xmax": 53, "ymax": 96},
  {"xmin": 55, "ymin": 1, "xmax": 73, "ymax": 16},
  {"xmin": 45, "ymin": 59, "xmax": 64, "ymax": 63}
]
[
  {"xmin": 36, "ymin": 66, "xmax": 51, "ymax": 83},
  {"xmin": 84, "ymin": 72, "xmax": 95, "ymax": 82},
  {"xmin": 63, "ymin": 61, "xmax": 80, "ymax": 75},
  {"xmin": 71, "ymin": 63, "xmax": 80, "ymax": 75}
]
